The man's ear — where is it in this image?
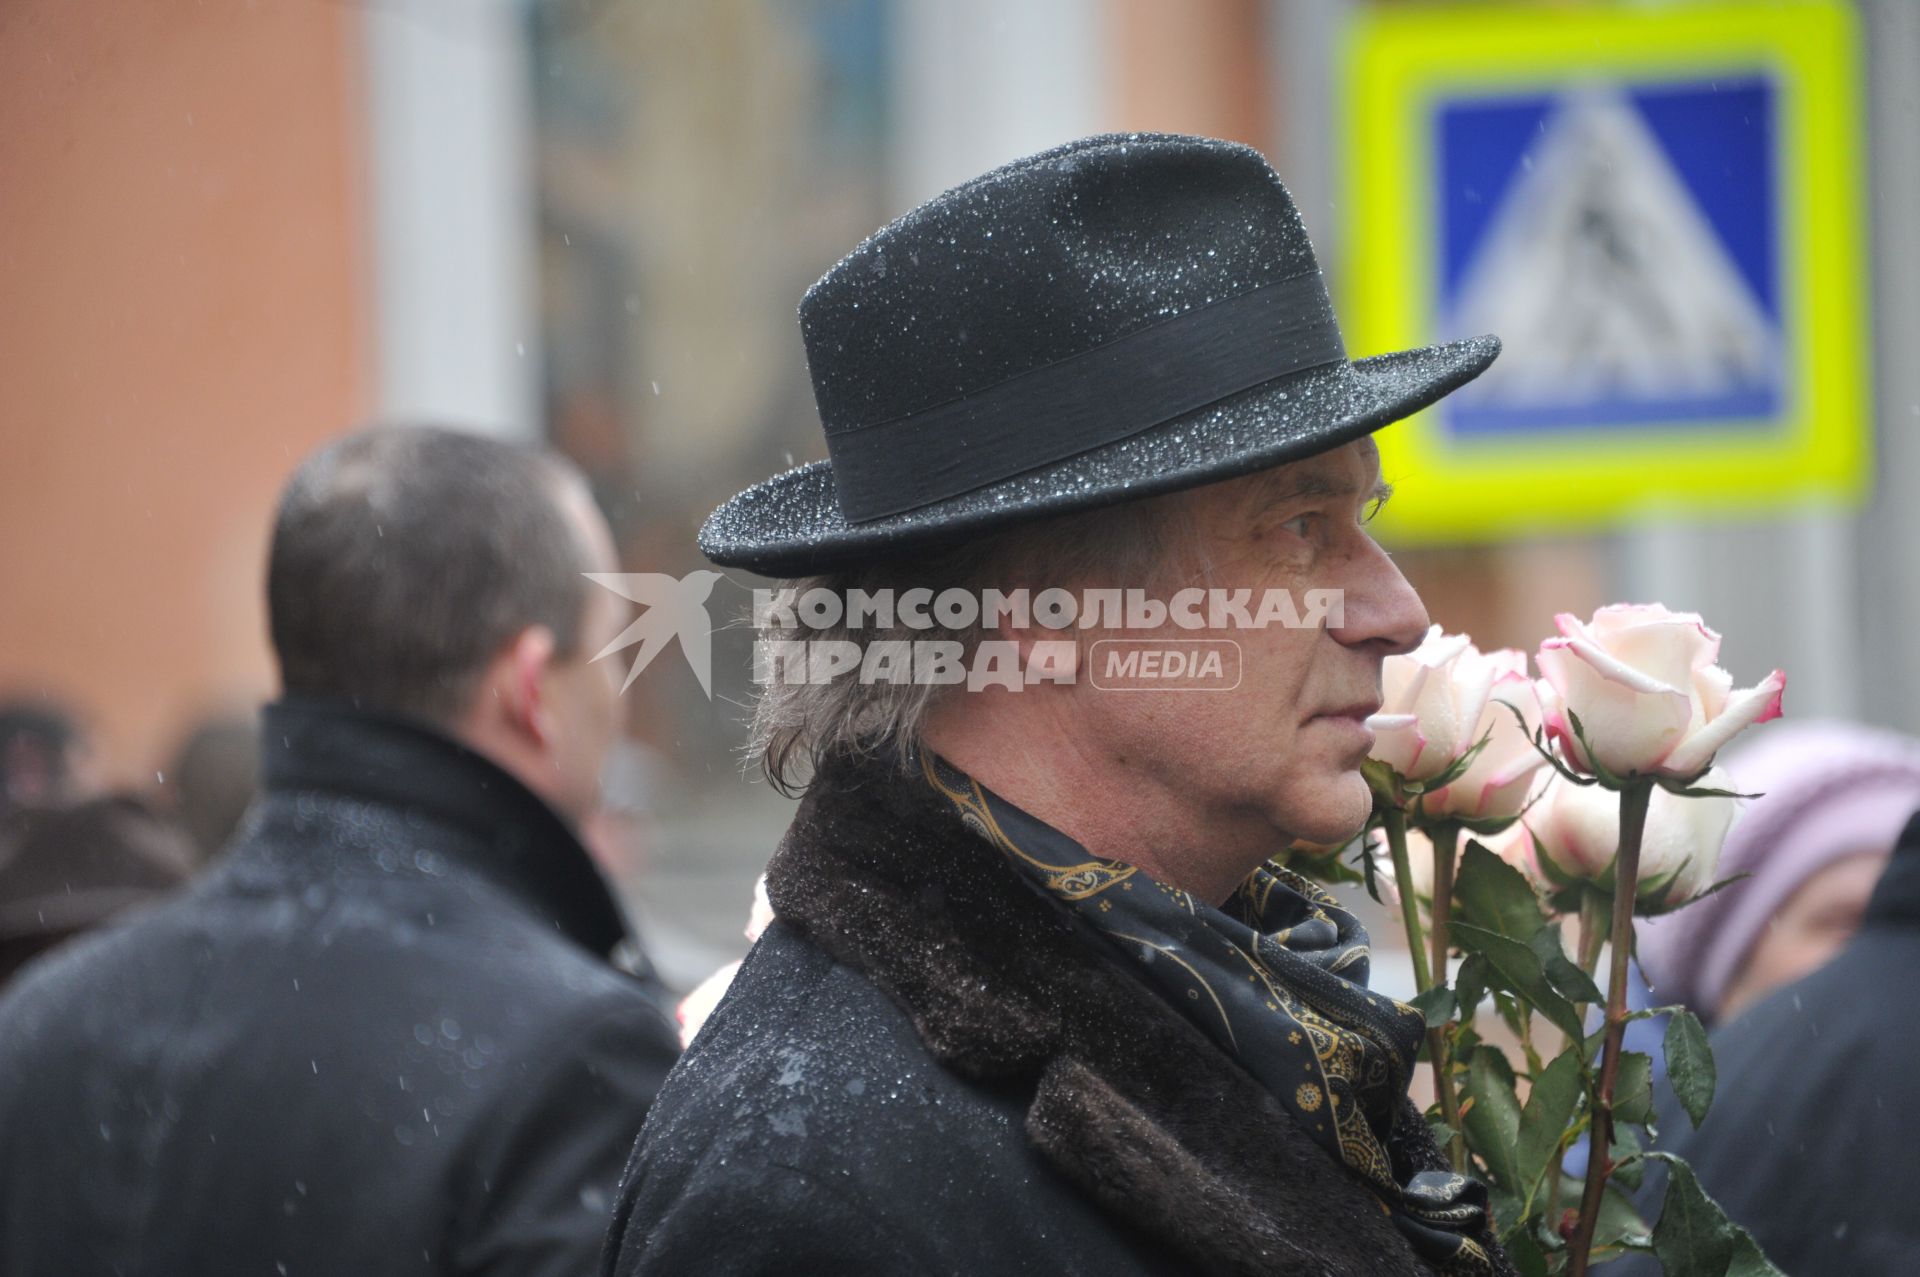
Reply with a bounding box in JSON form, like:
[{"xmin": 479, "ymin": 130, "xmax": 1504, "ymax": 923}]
[{"xmin": 495, "ymin": 624, "xmax": 560, "ymax": 748}]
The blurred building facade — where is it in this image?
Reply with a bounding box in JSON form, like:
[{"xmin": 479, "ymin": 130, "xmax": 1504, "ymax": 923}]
[{"xmin": 3, "ymin": 0, "xmax": 1915, "ymax": 981}]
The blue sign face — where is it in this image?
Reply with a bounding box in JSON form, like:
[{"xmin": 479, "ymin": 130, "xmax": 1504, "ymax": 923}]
[{"xmin": 1433, "ymin": 76, "xmax": 1782, "ymax": 438}]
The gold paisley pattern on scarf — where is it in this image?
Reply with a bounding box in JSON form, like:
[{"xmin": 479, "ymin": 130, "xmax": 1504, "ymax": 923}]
[{"xmin": 923, "ymin": 753, "xmax": 1492, "ymax": 1277}]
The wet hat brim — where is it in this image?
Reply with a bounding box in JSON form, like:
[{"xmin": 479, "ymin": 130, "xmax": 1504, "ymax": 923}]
[{"xmin": 698, "ymin": 335, "xmax": 1500, "ymax": 577}]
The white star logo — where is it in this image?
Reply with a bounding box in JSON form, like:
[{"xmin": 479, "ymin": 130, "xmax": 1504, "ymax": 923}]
[{"xmin": 584, "ymin": 570, "xmax": 726, "ymax": 698}]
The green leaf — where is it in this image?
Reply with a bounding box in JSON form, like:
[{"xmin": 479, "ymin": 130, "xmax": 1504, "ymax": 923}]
[
  {"xmin": 1592, "ymin": 1181, "xmax": 1656, "ymax": 1255},
  {"xmin": 1614, "ymin": 1050, "xmax": 1654, "ymax": 1126},
  {"xmin": 1487, "ymin": 1185, "xmax": 1527, "ymax": 1245},
  {"xmin": 1626, "ymin": 1004, "xmax": 1691, "ymax": 1022},
  {"xmin": 1454, "ymin": 839, "xmax": 1549, "ymax": 941},
  {"xmin": 1665, "ymin": 1009, "xmax": 1717, "ymax": 1128},
  {"xmin": 1463, "ymin": 1046, "xmax": 1524, "ymax": 1190},
  {"xmin": 1503, "ymin": 1224, "xmax": 1550, "ymax": 1277},
  {"xmin": 1515, "ymin": 1046, "xmax": 1583, "ymax": 1213},
  {"xmin": 1408, "ymin": 985, "xmax": 1458, "ymax": 1029},
  {"xmin": 1648, "ymin": 1153, "xmax": 1786, "ymax": 1276},
  {"xmin": 1612, "ymin": 1122, "xmax": 1645, "ymax": 1192},
  {"xmin": 1455, "ymin": 954, "xmax": 1489, "ymax": 1023},
  {"xmin": 1529, "ymin": 922, "xmax": 1604, "ymax": 1006},
  {"xmin": 1363, "ymin": 758, "xmax": 1408, "ymax": 808},
  {"xmin": 1357, "ymin": 825, "xmax": 1386, "ymax": 905},
  {"xmin": 1448, "ymin": 921, "xmax": 1586, "ymax": 1042},
  {"xmin": 1726, "ymin": 1231, "xmax": 1789, "ymax": 1276}
]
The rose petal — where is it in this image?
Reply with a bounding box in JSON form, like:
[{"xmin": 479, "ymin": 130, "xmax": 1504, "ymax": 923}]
[
  {"xmin": 1659, "ymin": 669, "xmax": 1787, "ymax": 776},
  {"xmin": 1593, "ymin": 614, "xmax": 1719, "ymax": 692},
  {"xmin": 1537, "ymin": 639, "xmax": 1692, "ymax": 774},
  {"xmin": 1535, "ymin": 679, "xmax": 1589, "ymax": 772},
  {"xmin": 1589, "ymin": 604, "xmax": 1719, "ymax": 659},
  {"xmin": 1403, "ymin": 646, "xmax": 1480, "ymax": 781},
  {"xmin": 1637, "ymin": 769, "xmax": 1738, "ymax": 904},
  {"xmin": 1366, "ymin": 714, "xmax": 1426, "ymax": 777},
  {"xmin": 1690, "ymin": 663, "xmax": 1733, "ymax": 733},
  {"xmin": 1533, "ymin": 778, "xmax": 1620, "ymax": 879},
  {"xmin": 1423, "ymin": 677, "xmax": 1546, "ymax": 820}
]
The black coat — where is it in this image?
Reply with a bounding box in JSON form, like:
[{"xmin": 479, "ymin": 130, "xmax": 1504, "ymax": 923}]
[
  {"xmin": 605, "ymin": 753, "xmax": 1512, "ymax": 1276},
  {"xmin": 1613, "ymin": 810, "xmax": 1920, "ymax": 1277},
  {"xmin": 0, "ymin": 698, "xmax": 681, "ymax": 1277}
]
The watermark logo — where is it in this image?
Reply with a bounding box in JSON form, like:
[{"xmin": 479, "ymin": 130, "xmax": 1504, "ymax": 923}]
[
  {"xmin": 1089, "ymin": 639, "xmax": 1242, "ymax": 692},
  {"xmin": 586, "ymin": 578, "xmax": 1344, "ymax": 697},
  {"xmin": 585, "ymin": 571, "xmax": 723, "ymax": 697}
]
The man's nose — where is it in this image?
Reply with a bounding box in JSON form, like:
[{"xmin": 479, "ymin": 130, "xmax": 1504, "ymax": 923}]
[{"xmin": 1333, "ymin": 538, "xmax": 1429, "ymax": 657}]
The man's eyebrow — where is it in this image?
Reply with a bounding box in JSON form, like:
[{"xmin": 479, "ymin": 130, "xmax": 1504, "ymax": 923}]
[{"xmin": 1255, "ymin": 470, "xmax": 1388, "ymax": 506}]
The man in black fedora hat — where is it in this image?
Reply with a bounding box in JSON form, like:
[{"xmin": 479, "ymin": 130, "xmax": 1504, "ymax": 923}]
[{"xmin": 605, "ymin": 134, "xmax": 1512, "ymax": 1276}]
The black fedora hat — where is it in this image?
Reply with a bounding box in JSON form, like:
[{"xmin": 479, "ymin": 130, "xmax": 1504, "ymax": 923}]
[{"xmin": 700, "ymin": 133, "xmax": 1499, "ymax": 577}]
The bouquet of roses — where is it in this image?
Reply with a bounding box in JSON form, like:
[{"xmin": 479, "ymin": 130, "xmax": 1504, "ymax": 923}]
[{"xmin": 1300, "ymin": 604, "xmax": 1786, "ymax": 1277}]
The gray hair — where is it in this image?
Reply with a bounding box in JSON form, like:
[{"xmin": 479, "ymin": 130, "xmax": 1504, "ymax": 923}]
[{"xmin": 747, "ymin": 492, "xmax": 1205, "ymax": 794}]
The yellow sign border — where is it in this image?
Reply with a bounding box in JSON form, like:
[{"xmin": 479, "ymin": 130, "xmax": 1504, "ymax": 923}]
[{"xmin": 1340, "ymin": 1, "xmax": 1867, "ymax": 543}]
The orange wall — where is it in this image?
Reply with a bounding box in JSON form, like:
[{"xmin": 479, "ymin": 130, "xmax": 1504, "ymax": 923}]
[
  {"xmin": 1107, "ymin": 0, "xmax": 1274, "ymax": 153},
  {"xmin": 0, "ymin": 1, "xmax": 369, "ymax": 781}
]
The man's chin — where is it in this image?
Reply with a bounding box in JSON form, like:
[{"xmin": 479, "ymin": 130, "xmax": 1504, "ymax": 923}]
[{"xmin": 1284, "ymin": 770, "xmax": 1373, "ymax": 848}]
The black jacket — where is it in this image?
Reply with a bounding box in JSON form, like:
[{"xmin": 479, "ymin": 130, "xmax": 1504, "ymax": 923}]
[
  {"xmin": 0, "ymin": 698, "xmax": 681, "ymax": 1277},
  {"xmin": 1613, "ymin": 809, "xmax": 1920, "ymax": 1277},
  {"xmin": 605, "ymin": 753, "xmax": 1512, "ymax": 1276}
]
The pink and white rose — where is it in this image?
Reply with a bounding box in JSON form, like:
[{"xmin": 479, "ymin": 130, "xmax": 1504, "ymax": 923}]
[
  {"xmin": 1536, "ymin": 604, "xmax": 1784, "ymax": 780},
  {"xmin": 1369, "ymin": 626, "xmax": 1518, "ymax": 786},
  {"xmin": 1526, "ymin": 768, "xmax": 1738, "ymax": 907},
  {"xmin": 1419, "ymin": 667, "xmax": 1550, "ymax": 824}
]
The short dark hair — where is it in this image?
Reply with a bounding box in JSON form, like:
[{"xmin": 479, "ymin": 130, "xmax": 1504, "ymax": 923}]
[{"xmin": 267, "ymin": 426, "xmax": 596, "ymax": 726}]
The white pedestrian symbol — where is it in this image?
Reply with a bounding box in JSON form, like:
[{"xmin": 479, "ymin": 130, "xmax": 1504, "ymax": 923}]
[
  {"xmin": 1448, "ymin": 86, "xmax": 1779, "ymax": 415},
  {"xmin": 585, "ymin": 571, "xmax": 725, "ymax": 698}
]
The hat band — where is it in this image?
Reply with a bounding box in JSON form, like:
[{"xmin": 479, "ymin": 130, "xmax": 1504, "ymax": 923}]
[{"xmin": 824, "ymin": 271, "xmax": 1347, "ymax": 524}]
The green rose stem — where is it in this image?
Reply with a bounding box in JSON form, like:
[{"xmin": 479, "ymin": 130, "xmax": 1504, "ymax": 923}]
[
  {"xmin": 1383, "ymin": 808, "xmax": 1431, "ymax": 990},
  {"xmin": 1427, "ymin": 819, "xmax": 1466, "ymax": 1171},
  {"xmin": 1565, "ymin": 777, "xmax": 1655, "ymax": 1277},
  {"xmin": 1548, "ymin": 894, "xmax": 1610, "ymax": 1233},
  {"xmin": 1382, "ymin": 807, "xmax": 1464, "ymax": 1170}
]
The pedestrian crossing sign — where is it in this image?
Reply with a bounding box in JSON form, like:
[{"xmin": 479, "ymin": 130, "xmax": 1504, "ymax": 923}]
[{"xmin": 1341, "ymin": 1, "xmax": 1867, "ymax": 543}]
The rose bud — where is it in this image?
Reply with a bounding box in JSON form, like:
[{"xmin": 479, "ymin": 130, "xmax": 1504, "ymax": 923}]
[
  {"xmin": 1419, "ymin": 663, "xmax": 1550, "ymax": 825},
  {"xmin": 1528, "ymin": 766, "xmax": 1739, "ymax": 910},
  {"xmin": 1369, "ymin": 626, "xmax": 1507, "ymax": 785},
  {"xmin": 1536, "ymin": 604, "xmax": 1784, "ymax": 781}
]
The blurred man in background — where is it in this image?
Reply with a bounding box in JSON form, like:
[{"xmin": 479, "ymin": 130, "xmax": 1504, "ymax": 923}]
[{"xmin": 0, "ymin": 425, "xmax": 680, "ymax": 1277}]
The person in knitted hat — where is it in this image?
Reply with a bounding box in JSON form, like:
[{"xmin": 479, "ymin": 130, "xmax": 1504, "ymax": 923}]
[{"xmin": 1638, "ymin": 719, "xmax": 1920, "ymax": 1026}]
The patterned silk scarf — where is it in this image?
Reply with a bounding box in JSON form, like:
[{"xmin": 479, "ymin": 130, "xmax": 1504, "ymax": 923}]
[{"xmin": 923, "ymin": 754, "xmax": 1492, "ymax": 1276}]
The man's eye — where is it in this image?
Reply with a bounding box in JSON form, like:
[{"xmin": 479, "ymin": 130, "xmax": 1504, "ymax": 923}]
[
  {"xmin": 1361, "ymin": 496, "xmax": 1387, "ymax": 525},
  {"xmin": 1280, "ymin": 513, "xmax": 1321, "ymax": 539}
]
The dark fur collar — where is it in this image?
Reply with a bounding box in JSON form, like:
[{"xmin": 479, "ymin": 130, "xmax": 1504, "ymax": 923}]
[{"xmin": 765, "ymin": 752, "xmax": 1509, "ymax": 1277}]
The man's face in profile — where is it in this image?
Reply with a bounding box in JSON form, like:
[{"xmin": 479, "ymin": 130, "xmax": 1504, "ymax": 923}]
[{"xmin": 1067, "ymin": 439, "xmax": 1429, "ymax": 849}]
